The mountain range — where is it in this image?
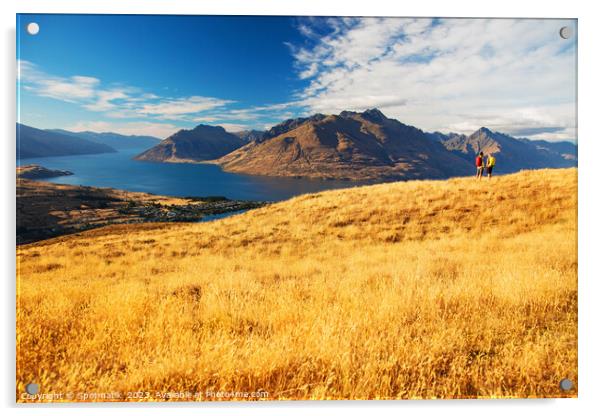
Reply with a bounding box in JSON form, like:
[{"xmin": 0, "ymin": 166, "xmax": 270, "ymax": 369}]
[
  {"xmin": 49, "ymin": 129, "xmax": 160, "ymax": 150},
  {"xmin": 17, "ymin": 123, "xmax": 164, "ymax": 159},
  {"xmin": 135, "ymin": 108, "xmax": 577, "ymax": 180},
  {"xmin": 427, "ymin": 128, "xmax": 577, "ymax": 173},
  {"xmin": 17, "ymin": 124, "xmax": 118, "ymax": 159},
  {"xmin": 17, "ymin": 109, "xmax": 577, "ymax": 181}
]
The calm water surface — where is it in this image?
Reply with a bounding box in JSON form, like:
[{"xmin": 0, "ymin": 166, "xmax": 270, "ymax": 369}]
[{"xmin": 20, "ymin": 148, "xmax": 373, "ymax": 201}]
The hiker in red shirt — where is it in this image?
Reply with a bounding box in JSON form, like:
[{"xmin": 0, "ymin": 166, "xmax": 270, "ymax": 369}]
[{"xmin": 475, "ymin": 151, "xmax": 485, "ymax": 179}]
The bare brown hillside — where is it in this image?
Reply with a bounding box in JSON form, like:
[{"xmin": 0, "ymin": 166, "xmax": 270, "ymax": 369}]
[
  {"xmin": 135, "ymin": 124, "xmax": 244, "ymax": 163},
  {"xmin": 217, "ymin": 109, "xmax": 474, "ymax": 180}
]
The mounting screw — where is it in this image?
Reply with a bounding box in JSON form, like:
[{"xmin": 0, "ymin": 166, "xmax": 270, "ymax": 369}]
[
  {"xmin": 559, "ymin": 26, "xmax": 572, "ymax": 40},
  {"xmin": 26, "ymin": 22, "xmax": 40, "ymax": 35},
  {"xmin": 559, "ymin": 378, "xmax": 573, "ymax": 391},
  {"xmin": 25, "ymin": 383, "xmax": 39, "ymax": 395}
]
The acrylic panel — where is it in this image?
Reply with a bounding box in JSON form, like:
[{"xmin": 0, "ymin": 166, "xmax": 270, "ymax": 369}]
[{"xmin": 16, "ymin": 14, "xmax": 578, "ymax": 402}]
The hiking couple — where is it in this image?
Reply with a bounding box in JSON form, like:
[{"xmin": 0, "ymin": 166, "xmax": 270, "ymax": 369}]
[{"xmin": 475, "ymin": 152, "xmax": 495, "ymax": 179}]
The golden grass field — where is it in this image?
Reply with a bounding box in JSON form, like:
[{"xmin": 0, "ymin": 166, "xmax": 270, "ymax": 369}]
[{"xmin": 16, "ymin": 168, "xmax": 578, "ymax": 401}]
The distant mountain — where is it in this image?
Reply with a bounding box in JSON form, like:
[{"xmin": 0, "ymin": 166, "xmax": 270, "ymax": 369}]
[
  {"xmin": 426, "ymin": 131, "xmax": 468, "ymax": 144},
  {"xmin": 233, "ymin": 130, "xmax": 266, "ymax": 143},
  {"xmin": 134, "ymin": 124, "xmax": 244, "ymax": 162},
  {"xmin": 519, "ymin": 138, "xmax": 577, "ymax": 161},
  {"xmin": 50, "ymin": 129, "xmax": 160, "ymax": 150},
  {"xmin": 216, "ymin": 109, "xmax": 474, "ymax": 180},
  {"xmin": 17, "ymin": 123, "xmax": 117, "ymax": 159},
  {"xmin": 433, "ymin": 127, "xmax": 577, "ymax": 173}
]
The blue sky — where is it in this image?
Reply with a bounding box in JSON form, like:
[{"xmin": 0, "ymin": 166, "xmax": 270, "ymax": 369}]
[{"xmin": 17, "ymin": 15, "xmax": 577, "ymax": 141}]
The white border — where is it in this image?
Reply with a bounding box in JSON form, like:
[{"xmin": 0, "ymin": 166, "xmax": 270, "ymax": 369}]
[{"xmin": 2, "ymin": 1, "xmax": 601, "ymax": 415}]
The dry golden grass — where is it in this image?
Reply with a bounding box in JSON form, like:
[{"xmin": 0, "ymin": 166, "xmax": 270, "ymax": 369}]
[{"xmin": 16, "ymin": 168, "xmax": 578, "ymax": 401}]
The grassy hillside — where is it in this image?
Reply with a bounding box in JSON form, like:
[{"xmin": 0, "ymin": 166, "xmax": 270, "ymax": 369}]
[{"xmin": 16, "ymin": 168, "xmax": 577, "ymax": 401}]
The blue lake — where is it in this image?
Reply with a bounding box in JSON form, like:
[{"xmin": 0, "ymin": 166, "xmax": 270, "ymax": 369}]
[{"xmin": 20, "ymin": 148, "xmax": 373, "ymax": 201}]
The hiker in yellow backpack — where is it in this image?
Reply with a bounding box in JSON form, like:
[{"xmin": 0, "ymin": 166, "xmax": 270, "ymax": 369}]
[{"xmin": 486, "ymin": 153, "xmax": 496, "ymax": 178}]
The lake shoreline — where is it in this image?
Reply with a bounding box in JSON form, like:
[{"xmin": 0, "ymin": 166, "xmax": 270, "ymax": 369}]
[{"xmin": 17, "ymin": 178, "xmax": 268, "ymax": 245}]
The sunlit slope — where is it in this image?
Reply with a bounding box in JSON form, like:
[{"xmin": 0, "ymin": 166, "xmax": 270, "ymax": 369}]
[{"xmin": 17, "ymin": 168, "xmax": 577, "ymax": 400}]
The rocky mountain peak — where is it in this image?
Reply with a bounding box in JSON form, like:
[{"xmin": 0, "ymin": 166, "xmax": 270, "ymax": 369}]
[{"xmin": 361, "ymin": 108, "xmax": 387, "ymax": 122}]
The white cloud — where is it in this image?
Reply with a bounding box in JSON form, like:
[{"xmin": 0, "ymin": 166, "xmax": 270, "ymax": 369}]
[
  {"xmin": 192, "ymin": 116, "xmax": 219, "ymax": 123},
  {"xmin": 196, "ymin": 102, "xmax": 300, "ymax": 126},
  {"xmin": 66, "ymin": 121, "xmax": 180, "ymax": 139},
  {"xmin": 137, "ymin": 96, "xmax": 234, "ymax": 118},
  {"xmin": 215, "ymin": 123, "xmax": 250, "ymax": 132},
  {"xmin": 83, "ymin": 89, "xmax": 129, "ymax": 111},
  {"xmin": 18, "ymin": 60, "xmax": 236, "ymax": 124},
  {"xmin": 290, "ymin": 18, "xmax": 577, "ymax": 140},
  {"xmin": 299, "ymin": 62, "xmax": 319, "ymax": 79},
  {"xmin": 19, "ymin": 60, "xmax": 101, "ymax": 102}
]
